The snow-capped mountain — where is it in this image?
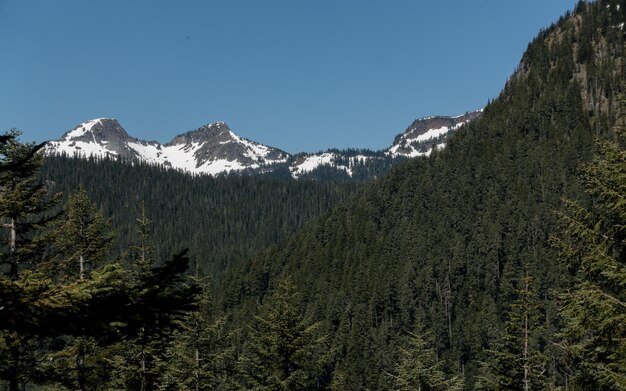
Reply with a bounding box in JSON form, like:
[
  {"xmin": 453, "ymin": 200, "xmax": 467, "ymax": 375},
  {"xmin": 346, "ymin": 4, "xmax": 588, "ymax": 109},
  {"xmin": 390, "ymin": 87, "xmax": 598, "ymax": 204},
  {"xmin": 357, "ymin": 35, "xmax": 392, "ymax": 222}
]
[
  {"xmin": 287, "ymin": 110, "xmax": 482, "ymax": 178},
  {"xmin": 289, "ymin": 152, "xmax": 374, "ymax": 179},
  {"xmin": 387, "ymin": 110, "xmax": 482, "ymax": 158},
  {"xmin": 45, "ymin": 110, "xmax": 481, "ymax": 178},
  {"xmin": 45, "ymin": 119, "xmax": 288, "ymax": 175}
]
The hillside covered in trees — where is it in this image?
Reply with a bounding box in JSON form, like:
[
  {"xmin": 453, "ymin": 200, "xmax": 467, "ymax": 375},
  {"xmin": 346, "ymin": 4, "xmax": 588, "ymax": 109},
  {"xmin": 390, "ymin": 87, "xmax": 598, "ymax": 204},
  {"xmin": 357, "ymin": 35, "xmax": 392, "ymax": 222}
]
[
  {"xmin": 217, "ymin": 0, "xmax": 626, "ymax": 389},
  {"xmin": 39, "ymin": 156, "xmax": 361, "ymax": 278},
  {"xmin": 2, "ymin": 0, "xmax": 626, "ymax": 390}
]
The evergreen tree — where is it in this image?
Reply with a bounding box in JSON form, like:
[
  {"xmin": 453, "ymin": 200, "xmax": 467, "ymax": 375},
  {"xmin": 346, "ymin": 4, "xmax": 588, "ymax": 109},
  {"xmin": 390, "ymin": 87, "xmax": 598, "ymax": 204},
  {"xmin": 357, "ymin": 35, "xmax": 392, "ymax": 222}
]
[
  {"xmin": 158, "ymin": 271, "xmax": 239, "ymax": 390},
  {"xmin": 238, "ymin": 277, "xmax": 330, "ymax": 390},
  {"xmin": 552, "ymin": 130, "xmax": 626, "ymax": 390},
  {"xmin": 46, "ymin": 187, "xmax": 114, "ymax": 280},
  {"xmin": 105, "ymin": 209, "xmax": 199, "ymax": 391},
  {"xmin": 131, "ymin": 203, "xmax": 154, "ymax": 277},
  {"xmin": 0, "ymin": 132, "xmax": 199, "ymax": 389},
  {"xmin": 476, "ymin": 272, "xmax": 547, "ymax": 391},
  {"xmin": 0, "ymin": 130, "xmax": 60, "ymax": 390},
  {"xmin": 104, "ymin": 250, "xmax": 199, "ymax": 391},
  {"xmin": 0, "ymin": 131, "xmax": 124, "ymax": 390},
  {"xmin": 38, "ymin": 189, "xmax": 116, "ymax": 390},
  {"xmin": 0, "ymin": 129, "xmax": 59, "ymax": 279},
  {"xmin": 391, "ymin": 324, "xmax": 463, "ymax": 391}
]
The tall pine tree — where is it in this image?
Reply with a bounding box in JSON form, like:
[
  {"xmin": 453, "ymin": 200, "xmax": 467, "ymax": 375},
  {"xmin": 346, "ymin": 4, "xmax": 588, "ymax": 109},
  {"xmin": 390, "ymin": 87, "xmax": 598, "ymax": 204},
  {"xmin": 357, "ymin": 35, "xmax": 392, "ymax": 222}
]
[
  {"xmin": 238, "ymin": 277, "xmax": 330, "ymax": 390},
  {"xmin": 552, "ymin": 129, "xmax": 626, "ymax": 390},
  {"xmin": 476, "ymin": 272, "xmax": 547, "ymax": 391},
  {"xmin": 391, "ymin": 323, "xmax": 463, "ymax": 391},
  {"xmin": 46, "ymin": 187, "xmax": 114, "ymax": 281}
]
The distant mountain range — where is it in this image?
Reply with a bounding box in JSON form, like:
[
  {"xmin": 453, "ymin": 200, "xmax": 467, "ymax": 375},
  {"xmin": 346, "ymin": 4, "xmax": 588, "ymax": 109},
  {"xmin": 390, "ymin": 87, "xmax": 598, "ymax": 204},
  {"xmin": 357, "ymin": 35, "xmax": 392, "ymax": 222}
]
[{"xmin": 44, "ymin": 110, "xmax": 482, "ymax": 178}]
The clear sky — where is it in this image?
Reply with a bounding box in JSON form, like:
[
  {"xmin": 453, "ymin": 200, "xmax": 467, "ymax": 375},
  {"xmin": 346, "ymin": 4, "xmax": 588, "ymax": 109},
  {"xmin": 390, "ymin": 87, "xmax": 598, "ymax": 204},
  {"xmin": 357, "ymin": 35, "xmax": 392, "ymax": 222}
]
[{"xmin": 1, "ymin": 1, "xmax": 579, "ymax": 153}]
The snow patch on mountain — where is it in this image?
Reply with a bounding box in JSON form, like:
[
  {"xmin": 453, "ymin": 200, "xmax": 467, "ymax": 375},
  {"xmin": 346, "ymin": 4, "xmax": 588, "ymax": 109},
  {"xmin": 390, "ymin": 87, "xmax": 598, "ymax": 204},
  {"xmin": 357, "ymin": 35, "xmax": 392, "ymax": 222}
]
[
  {"xmin": 45, "ymin": 119, "xmax": 288, "ymax": 175},
  {"xmin": 386, "ymin": 110, "xmax": 481, "ymax": 158},
  {"xmin": 45, "ymin": 110, "xmax": 481, "ymax": 178},
  {"xmin": 289, "ymin": 153, "xmax": 375, "ymax": 178},
  {"xmin": 291, "ymin": 153, "xmax": 340, "ymax": 178},
  {"xmin": 64, "ymin": 118, "xmax": 109, "ymax": 140}
]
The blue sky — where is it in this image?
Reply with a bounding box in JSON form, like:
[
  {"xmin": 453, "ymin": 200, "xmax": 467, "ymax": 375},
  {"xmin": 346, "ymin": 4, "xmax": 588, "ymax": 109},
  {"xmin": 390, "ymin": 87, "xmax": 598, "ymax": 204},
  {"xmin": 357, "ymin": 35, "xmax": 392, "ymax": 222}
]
[{"xmin": 1, "ymin": 1, "xmax": 579, "ymax": 153}]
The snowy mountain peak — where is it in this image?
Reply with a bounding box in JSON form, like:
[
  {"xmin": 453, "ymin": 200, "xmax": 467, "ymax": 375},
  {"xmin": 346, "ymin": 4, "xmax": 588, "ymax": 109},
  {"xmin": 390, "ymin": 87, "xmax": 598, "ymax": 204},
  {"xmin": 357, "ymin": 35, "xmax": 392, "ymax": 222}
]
[
  {"xmin": 45, "ymin": 118, "xmax": 140, "ymax": 159},
  {"xmin": 45, "ymin": 110, "xmax": 481, "ymax": 178},
  {"xmin": 168, "ymin": 121, "xmax": 235, "ymax": 146},
  {"xmin": 387, "ymin": 110, "xmax": 482, "ymax": 158},
  {"xmin": 60, "ymin": 118, "xmax": 128, "ymax": 141},
  {"xmin": 45, "ymin": 119, "xmax": 289, "ymax": 175}
]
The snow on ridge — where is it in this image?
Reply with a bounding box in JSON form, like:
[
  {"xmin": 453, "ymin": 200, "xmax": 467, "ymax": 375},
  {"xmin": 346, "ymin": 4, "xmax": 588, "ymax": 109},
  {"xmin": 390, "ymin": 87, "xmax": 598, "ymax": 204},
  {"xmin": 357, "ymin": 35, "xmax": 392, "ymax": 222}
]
[
  {"xmin": 386, "ymin": 124, "xmax": 452, "ymax": 158},
  {"xmin": 290, "ymin": 153, "xmax": 336, "ymax": 177},
  {"xmin": 126, "ymin": 141, "xmax": 163, "ymax": 164},
  {"xmin": 412, "ymin": 125, "xmax": 450, "ymax": 143},
  {"xmin": 48, "ymin": 119, "xmax": 289, "ymax": 176},
  {"xmin": 288, "ymin": 152, "xmax": 368, "ymax": 178},
  {"xmin": 227, "ymin": 129, "xmax": 288, "ymax": 163},
  {"xmin": 64, "ymin": 118, "xmax": 108, "ymax": 139},
  {"xmin": 46, "ymin": 140, "xmax": 118, "ymax": 159},
  {"xmin": 229, "ymin": 131, "xmax": 270, "ymax": 160},
  {"xmin": 290, "ymin": 153, "xmax": 341, "ymax": 178},
  {"xmin": 386, "ymin": 112, "xmax": 478, "ymax": 158},
  {"xmin": 196, "ymin": 158, "xmax": 249, "ymax": 175}
]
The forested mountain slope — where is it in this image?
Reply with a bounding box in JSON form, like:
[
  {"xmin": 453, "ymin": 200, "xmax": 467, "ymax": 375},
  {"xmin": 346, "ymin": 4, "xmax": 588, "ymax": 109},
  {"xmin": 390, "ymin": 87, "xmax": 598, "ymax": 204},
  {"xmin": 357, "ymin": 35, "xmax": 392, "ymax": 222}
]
[
  {"xmin": 39, "ymin": 156, "xmax": 360, "ymax": 277},
  {"xmin": 218, "ymin": 1, "xmax": 626, "ymax": 389}
]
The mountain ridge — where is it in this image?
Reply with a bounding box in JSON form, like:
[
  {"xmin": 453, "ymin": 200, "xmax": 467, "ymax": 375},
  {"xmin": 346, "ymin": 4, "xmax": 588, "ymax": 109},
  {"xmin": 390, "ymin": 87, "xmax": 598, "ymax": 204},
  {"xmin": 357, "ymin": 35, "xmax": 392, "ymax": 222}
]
[{"xmin": 44, "ymin": 110, "xmax": 482, "ymax": 179}]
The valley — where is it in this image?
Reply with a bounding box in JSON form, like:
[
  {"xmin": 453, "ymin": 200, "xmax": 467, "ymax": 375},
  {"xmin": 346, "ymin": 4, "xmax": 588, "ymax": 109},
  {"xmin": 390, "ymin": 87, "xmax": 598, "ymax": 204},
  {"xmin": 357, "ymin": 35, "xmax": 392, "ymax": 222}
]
[{"xmin": 2, "ymin": 1, "xmax": 626, "ymax": 390}]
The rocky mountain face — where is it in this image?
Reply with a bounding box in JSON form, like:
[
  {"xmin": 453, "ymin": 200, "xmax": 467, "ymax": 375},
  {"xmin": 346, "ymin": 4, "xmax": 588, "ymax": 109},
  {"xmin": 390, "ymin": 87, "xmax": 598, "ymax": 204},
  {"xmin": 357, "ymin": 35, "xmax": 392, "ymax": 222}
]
[
  {"xmin": 387, "ymin": 110, "xmax": 483, "ymax": 157},
  {"xmin": 45, "ymin": 119, "xmax": 289, "ymax": 175},
  {"xmin": 44, "ymin": 110, "xmax": 482, "ymax": 178},
  {"xmin": 45, "ymin": 118, "xmax": 146, "ymax": 160}
]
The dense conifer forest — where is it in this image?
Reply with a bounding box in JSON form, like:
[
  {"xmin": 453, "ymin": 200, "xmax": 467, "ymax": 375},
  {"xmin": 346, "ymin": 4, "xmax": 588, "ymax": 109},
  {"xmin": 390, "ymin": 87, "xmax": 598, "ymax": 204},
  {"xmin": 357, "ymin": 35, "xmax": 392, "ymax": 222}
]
[
  {"xmin": 2, "ymin": 0, "xmax": 626, "ymax": 390},
  {"xmin": 38, "ymin": 156, "xmax": 361, "ymax": 278}
]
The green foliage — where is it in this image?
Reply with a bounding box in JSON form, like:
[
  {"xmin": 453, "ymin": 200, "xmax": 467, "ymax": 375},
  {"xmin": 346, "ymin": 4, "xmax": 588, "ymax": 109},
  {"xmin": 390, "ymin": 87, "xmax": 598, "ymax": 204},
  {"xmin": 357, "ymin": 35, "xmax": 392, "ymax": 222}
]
[
  {"xmin": 476, "ymin": 273, "xmax": 548, "ymax": 391},
  {"xmin": 0, "ymin": 132, "xmax": 199, "ymax": 390},
  {"xmin": 158, "ymin": 274, "xmax": 239, "ymax": 390},
  {"xmin": 552, "ymin": 128, "xmax": 626, "ymax": 390},
  {"xmin": 4, "ymin": 1, "xmax": 626, "ymax": 389},
  {"xmin": 238, "ymin": 278, "xmax": 331, "ymax": 390},
  {"xmin": 0, "ymin": 129, "xmax": 60, "ymax": 279},
  {"xmin": 391, "ymin": 325, "xmax": 463, "ymax": 391},
  {"xmin": 45, "ymin": 187, "xmax": 114, "ymax": 280},
  {"xmin": 39, "ymin": 155, "xmax": 361, "ymax": 278},
  {"xmin": 216, "ymin": 1, "xmax": 626, "ymax": 388}
]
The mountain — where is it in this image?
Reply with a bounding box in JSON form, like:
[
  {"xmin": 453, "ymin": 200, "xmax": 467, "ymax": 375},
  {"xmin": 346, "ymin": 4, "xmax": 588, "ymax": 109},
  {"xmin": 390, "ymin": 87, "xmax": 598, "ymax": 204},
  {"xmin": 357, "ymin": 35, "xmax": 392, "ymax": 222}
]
[
  {"xmin": 45, "ymin": 119, "xmax": 289, "ymax": 175},
  {"xmin": 17, "ymin": 1, "xmax": 626, "ymax": 390},
  {"xmin": 44, "ymin": 111, "xmax": 482, "ymax": 179},
  {"xmin": 217, "ymin": 1, "xmax": 626, "ymax": 389},
  {"xmin": 386, "ymin": 110, "xmax": 483, "ymax": 158}
]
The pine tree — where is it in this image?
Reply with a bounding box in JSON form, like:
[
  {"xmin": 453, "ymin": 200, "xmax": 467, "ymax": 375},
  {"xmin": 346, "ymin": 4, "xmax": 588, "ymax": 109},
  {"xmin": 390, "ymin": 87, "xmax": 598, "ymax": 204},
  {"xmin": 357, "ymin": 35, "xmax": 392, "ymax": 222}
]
[
  {"xmin": 46, "ymin": 187, "xmax": 114, "ymax": 281},
  {"xmin": 105, "ymin": 209, "xmax": 199, "ymax": 391},
  {"xmin": 37, "ymin": 188, "xmax": 116, "ymax": 390},
  {"xmin": 0, "ymin": 129, "xmax": 59, "ymax": 279},
  {"xmin": 158, "ymin": 270, "xmax": 239, "ymax": 390},
  {"xmin": 0, "ymin": 130, "xmax": 60, "ymax": 390},
  {"xmin": 391, "ymin": 323, "xmax": 463, "ymax": 391},
  {"xmin": 476, "ymin": 272, "xmax": 547, "ymax": 391},
  {"xmin": 131, "ymin": 203, "xmax": 154, "ymax": 277},
  {"xmin": 0, "ymin": 132, "xmax": 199, "ymax": 389},
  {"xmin": 552, "ymin": 130, "xmax": 626, "ymax": 390},
  {"xmin": 0, "ymin": 131, "xmax": 124, "ymax": 390},
  {"xmin": 238, "ymin": 277, "xmax": 330, "ymax": 390}
]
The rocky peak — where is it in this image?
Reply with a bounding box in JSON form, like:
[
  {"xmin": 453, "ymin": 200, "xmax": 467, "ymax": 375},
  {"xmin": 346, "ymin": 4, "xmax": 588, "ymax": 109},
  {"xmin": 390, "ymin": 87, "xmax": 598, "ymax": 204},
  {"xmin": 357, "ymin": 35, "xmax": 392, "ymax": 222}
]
[
  {"xmin": 45, "ymin": 118, "xmax": 145, "ymax": 160},
  {"xmin": 167, "ymin": 121, "xmax": 233, "ymax": 146},
  {"xmin": 388, "ymin": 110, "xmax": 482, "ymax": 157},
  {"xmin": 60, "ymin": 118, "xmax": 131, "ymax": 144},
  {"xmin": 397, "ymin": 111, "xmax": 482, "ymax": 145}
]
